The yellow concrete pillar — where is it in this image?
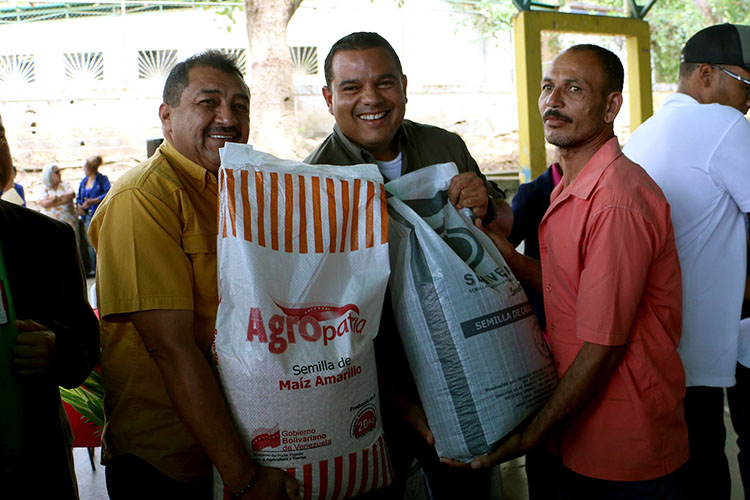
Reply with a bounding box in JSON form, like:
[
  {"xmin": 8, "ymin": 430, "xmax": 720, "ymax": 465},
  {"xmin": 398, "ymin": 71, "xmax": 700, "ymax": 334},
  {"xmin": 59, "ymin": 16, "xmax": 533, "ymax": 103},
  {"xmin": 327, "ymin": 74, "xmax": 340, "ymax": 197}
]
[
  {"xmin": 625, "ymin": 30, "xmax": 653, "ymax": 132},
  {"xmin": 514, "ymin": 12, "xmax": 546, "ymax": 184}
]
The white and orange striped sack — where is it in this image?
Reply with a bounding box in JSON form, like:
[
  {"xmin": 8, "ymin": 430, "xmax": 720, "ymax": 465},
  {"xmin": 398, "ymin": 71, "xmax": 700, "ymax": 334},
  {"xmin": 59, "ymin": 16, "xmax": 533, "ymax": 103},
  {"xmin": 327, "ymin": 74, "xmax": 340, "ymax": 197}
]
[{"xmin": 213, "ymin": 143, "xmax": 393, "ymax": 500}]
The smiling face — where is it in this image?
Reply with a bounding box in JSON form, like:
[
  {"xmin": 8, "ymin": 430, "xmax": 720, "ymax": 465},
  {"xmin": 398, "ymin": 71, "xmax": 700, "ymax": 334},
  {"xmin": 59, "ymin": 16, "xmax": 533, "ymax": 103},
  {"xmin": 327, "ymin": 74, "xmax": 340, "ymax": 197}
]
[
  {"xmin": 538, "ymin": 49, "xmax": 620, "ymax": 150},
  {"xmin": 159, "ymin": 65, "xmax": 250, "ymax": 172},
  {"xmin": 323, "ymin": 48, "xmax": 407, "ymax": 161}
]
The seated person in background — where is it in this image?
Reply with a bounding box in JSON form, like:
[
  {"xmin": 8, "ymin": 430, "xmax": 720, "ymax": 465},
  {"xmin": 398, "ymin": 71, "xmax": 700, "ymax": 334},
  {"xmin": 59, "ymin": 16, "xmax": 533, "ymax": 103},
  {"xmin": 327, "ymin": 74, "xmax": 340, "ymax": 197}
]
[
  {"xmin": 306, "ymin": 31, "xmax": 513, "ymax": 499},
  {"xmin": 0, "ymin": 111, "xmax": 100, "ymax": 500},
  {"xmin": 507, "ymin": 163, "xmax": 562, "ymax": 330},
  {"xmin": 39, "ymin": 163, "xmax": 78, "ymax": 239},
  {"xmin": 1, "ymin": 165, "xmax": 25, "ymax": 206}
]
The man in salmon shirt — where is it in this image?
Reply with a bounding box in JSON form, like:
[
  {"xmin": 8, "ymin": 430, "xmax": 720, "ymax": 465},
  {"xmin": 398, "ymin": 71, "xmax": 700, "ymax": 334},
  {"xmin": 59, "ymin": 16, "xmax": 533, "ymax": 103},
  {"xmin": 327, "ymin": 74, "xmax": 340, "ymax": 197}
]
[{"xmin": 451, "ymin": 44, "xmax": 689, "ymax": 498}]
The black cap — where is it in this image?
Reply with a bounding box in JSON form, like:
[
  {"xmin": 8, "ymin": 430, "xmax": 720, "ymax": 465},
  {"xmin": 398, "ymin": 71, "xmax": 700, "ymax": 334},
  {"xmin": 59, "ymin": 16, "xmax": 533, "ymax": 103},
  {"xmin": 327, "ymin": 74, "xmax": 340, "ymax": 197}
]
[{"xmin": 682, "ymin": 23, "xmax": 750, "ymax": 71}]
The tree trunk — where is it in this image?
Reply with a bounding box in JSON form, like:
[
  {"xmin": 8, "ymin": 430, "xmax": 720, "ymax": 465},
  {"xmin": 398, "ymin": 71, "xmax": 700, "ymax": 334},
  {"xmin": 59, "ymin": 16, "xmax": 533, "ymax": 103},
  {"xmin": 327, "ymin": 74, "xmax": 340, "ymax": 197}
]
[{"xmin": 245, "ymin": 0, "xmax": 303, "ymax": 159}]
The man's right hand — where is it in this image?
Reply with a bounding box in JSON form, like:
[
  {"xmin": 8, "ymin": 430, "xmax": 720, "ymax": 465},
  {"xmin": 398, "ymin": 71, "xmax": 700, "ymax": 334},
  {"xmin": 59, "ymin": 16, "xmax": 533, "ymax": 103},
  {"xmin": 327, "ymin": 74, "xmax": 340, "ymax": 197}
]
[
  {"xmin": 474, "ymin": 218, "xmax": 544, "ymax": 292},
  {"xmin": 240, "ymin": 467, "xmax": 300, "ymax": 500},
  {"xmin": 12, "ymin": 319, "xmax": 57, "ymax": 377}
]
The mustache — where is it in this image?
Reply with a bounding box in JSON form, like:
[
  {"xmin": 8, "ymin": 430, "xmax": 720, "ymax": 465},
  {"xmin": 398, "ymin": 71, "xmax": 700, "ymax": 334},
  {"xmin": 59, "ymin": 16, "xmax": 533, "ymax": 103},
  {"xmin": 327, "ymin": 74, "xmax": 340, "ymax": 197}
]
[
  {"xmin": 206, "ymin": 126, "xmax": 240, "ymax": 136},
  {"xmin": 543, "ymin": 109, "xmax": 573, "ymax": 123}
]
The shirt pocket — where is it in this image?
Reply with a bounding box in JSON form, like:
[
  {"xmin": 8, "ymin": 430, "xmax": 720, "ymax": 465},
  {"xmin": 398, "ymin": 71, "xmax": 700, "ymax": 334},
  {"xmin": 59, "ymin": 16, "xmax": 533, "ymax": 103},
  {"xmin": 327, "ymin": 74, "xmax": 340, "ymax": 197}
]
[{"xmin": 182, "ymin": 232, "xmax": 218, "ymax": 303}]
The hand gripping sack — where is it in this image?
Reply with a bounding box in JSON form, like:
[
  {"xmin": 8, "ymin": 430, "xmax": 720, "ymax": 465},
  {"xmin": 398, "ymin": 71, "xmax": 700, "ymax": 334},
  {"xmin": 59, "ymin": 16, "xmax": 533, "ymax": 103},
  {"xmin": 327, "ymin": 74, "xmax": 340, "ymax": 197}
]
[
  {"xmin": 214, "ymin": 143, "xmax": 393, "ymax": 499},
  {"xmin": 386, "ymin": 162, "xmax": 558, "ymax": 462}
]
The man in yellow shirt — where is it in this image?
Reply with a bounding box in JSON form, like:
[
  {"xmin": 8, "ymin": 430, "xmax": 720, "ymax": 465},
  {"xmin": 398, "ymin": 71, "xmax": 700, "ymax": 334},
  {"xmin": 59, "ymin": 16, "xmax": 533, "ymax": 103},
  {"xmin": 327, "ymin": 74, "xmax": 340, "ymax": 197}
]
[{"xmin": 90, "ymin": 51, "xmax": 298, "ymax": 500}]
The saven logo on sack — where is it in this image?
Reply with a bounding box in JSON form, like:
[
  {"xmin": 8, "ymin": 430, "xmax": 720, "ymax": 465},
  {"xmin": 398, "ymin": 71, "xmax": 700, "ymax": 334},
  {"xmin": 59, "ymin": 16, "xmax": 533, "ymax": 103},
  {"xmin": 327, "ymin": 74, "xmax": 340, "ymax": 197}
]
[{"xmin": 246, "ymin": 301, "xmax": 368, "ymax": 354}]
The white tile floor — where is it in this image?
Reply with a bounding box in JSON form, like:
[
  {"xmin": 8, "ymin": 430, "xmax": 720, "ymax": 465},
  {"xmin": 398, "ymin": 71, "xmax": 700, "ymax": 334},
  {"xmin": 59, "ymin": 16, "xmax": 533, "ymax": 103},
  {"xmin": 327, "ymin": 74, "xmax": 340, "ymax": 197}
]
[
  {"xmin": 74, "ymin": 447, "xmax": 107, "ymax": 499},
  {"xmin": 73, "ymin": 449, "xmax": 493, "ymax": 500}
]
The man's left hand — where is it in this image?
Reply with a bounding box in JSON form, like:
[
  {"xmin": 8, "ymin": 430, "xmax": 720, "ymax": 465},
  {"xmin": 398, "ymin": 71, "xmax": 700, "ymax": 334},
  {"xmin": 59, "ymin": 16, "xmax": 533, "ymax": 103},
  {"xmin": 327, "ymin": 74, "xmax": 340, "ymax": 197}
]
[
  {"xmin": 441, "ymin": 430, "xmax": 530, "ymax": 470},
  {"xmin": 448, "ymin": 172, "xmax": 489, "ymax": 219},
  {"xmin": 12, "ymin": 319, "xmax": 57, "ymax": 376}
]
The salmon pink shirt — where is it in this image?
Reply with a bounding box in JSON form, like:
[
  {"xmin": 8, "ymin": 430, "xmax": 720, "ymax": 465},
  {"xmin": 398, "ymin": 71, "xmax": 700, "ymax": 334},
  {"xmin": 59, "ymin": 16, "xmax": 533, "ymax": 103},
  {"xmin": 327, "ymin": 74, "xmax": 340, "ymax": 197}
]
[{"xmin": 538, "ymin": 137, "xmax": 688, "ymax": 481}]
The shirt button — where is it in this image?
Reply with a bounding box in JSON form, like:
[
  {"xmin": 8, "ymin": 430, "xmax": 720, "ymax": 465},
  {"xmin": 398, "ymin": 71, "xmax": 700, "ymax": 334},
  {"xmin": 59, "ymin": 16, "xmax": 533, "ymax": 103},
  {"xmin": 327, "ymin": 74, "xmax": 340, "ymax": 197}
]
[{"xmin": 545, "ymin": 285, "xmax": 552, "ymax": 291}]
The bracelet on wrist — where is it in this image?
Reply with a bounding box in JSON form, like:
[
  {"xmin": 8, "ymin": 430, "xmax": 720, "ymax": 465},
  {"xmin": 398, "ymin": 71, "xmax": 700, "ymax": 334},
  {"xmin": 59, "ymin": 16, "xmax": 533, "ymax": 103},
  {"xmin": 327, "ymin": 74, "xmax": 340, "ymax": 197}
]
[{"xmin": 229, "ymin": 467, "xmax": 260, "ymax": 499}]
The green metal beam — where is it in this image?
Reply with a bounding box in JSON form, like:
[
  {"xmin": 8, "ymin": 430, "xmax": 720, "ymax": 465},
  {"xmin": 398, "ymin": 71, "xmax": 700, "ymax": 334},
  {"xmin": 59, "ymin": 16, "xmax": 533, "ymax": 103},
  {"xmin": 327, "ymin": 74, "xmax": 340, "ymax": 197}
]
[
  {"xmin": 627, "ymin": 0, "xmax": 658, "ymax": 19},
  {"xmin": 511, "ymin": 0, "xmax": 559, "ymax": 11},
  {"xmin": 0, "ymin": 1, "xmax": 242, "ymax": 25},
  {"xmin": 508, "ymin": 0, "xmax": 659, "ymax": 18}
]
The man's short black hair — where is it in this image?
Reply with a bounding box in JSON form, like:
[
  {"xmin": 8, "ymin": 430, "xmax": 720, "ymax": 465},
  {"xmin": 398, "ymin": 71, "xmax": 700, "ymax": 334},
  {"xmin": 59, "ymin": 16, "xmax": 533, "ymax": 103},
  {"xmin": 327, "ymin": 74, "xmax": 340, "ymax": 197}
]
[
  {"xmin": 163, "ymin": 50, "xmax": 246, "ymax": 107},
  {"xmin": 567, "ymin": 44, "xmax": 624, "ymax": 96},
  {"xmin": 324, "ymin": 32, "xmax": 403, "ymax": 87},
  {"xmin": 679, "ymin": 61, "xmax": 700, "ymax": 80}
]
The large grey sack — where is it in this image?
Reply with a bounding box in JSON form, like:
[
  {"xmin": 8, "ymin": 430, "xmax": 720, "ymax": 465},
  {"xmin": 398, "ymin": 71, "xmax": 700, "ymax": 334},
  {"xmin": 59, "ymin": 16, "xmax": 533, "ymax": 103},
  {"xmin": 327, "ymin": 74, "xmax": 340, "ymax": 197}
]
[{"xmin": 386, "ymin": 162, "xmax": 558, "ymax": 462}]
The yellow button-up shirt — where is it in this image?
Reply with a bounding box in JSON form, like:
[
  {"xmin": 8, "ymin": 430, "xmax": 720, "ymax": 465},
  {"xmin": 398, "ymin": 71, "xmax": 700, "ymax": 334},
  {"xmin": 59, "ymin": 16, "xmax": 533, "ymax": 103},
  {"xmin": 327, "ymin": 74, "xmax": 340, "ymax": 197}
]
[{"xmin": 89, "ymin": 140, "xmax": 218, "ymax": 483}]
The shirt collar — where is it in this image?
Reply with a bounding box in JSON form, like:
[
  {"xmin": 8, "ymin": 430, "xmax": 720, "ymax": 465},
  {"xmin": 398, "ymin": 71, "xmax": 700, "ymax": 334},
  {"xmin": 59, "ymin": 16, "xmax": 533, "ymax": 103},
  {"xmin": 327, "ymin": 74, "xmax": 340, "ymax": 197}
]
[
  {"xmin": 665, "ymin": 92, "xmax": 699, "ymax": 106},
  {"xmin": 332, "ymin": 123, "xmax": 407, "ymax": 164},
  {"xmin": 159, "ymin": 140, "xmax": 216, "ymax": 190},
  {"xmin": 551, "ymin": 136, "xmax": 622, "ymax": 203}
]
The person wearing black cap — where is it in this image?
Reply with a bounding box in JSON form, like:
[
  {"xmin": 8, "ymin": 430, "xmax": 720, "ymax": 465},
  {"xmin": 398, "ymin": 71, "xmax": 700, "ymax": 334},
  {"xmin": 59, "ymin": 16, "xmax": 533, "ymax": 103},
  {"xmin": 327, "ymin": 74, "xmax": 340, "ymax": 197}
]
[{"xmin": 624, "ymin": 23, "xmax": 750, "ymax": 500}]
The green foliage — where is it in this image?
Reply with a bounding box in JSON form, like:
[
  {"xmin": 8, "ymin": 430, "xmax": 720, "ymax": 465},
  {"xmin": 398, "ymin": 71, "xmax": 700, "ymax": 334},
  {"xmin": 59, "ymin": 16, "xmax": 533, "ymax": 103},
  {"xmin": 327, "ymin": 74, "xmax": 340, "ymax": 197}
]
[
  {"xmin": 214, "ymin": 6, "xmax": 238, "ymax": 26},
  {"xmin": 643, "ymin": 0, "xmax": 750, "ymax": 83},
  {"xmin": 59, "ymin": 369, "xmax": 105, "ymax": 432},
  {"xmin": 645, "ymin": 0, "xmax": 702, "ymax": 83},
  {"xmin": 203, "ymin": 1, "xmax": 242, "ymax": 32},
  {"xmin": 448, "ymin": 0, "xmax": 750, "ymax": 84},
  {"xmin": 449, "ymin": 0, "xmax": 520, "ymax": 32}
]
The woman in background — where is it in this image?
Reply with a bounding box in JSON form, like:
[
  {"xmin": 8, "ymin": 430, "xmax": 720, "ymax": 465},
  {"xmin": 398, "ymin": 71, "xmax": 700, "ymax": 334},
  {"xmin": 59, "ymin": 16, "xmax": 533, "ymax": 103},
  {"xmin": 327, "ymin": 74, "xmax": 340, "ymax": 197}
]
[
  {"xmin": 39, "ymin": 163, "xmax": 78, "ymax": 240},
  {"xmin": 75, "ymin": 155, "xmax": 110, "ymax": 277}
]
